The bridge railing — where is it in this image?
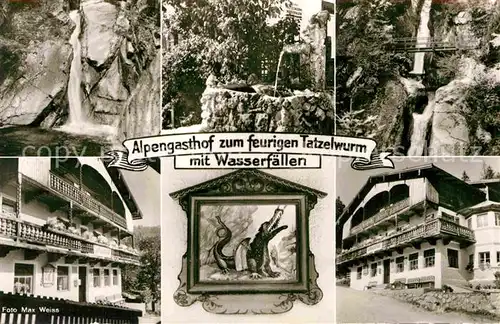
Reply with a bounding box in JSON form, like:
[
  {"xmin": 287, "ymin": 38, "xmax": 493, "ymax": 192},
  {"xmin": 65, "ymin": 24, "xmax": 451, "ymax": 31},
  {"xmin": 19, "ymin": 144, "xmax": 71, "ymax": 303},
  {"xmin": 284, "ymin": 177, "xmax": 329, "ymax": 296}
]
[{"xmin": 390, "ymin": 36, "xmax": 478, "ymax": 51}]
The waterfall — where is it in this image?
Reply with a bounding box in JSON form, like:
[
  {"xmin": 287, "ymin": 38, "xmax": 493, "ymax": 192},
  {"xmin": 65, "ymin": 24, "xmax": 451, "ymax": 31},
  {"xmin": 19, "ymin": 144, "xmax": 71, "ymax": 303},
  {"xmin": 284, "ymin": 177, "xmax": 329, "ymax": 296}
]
[
  {"xmin": 410, "ymin": 0, "xmax": 432, "ymax": 75},
  {"xmin": 57, "ymin": 9, "xmax": 116, "ymax": 139},
  {"xmin": 407, "ymin": 93, "xmax": 435, "ymax": 156},
  {"xmin": 274, "ymin": 51, "xmax": 285, "ymax": 97},
  {"xmin": 67, "ymin": 10, "xmax": 85, "ymax": 125}
]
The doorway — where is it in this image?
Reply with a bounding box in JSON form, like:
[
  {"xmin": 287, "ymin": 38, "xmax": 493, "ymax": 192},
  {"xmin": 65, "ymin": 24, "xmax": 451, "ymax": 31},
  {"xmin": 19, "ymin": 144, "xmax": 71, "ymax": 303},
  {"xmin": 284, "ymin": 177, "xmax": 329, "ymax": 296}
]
[
  {"xmin": 78, "ymin": 266, "xmax": 87, "ymax": 302},
  {"xmin": 383, "ymin": 259, "xmax": 390, "ymax": 284}
]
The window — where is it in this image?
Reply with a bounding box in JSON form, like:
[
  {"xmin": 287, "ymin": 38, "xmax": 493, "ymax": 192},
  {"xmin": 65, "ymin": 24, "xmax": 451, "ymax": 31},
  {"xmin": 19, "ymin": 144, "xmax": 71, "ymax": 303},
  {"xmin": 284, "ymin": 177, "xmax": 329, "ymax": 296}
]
[
  {"xmin": 497, "ymin": 252, "xmax": 500, "ymax": 265},
  {"xmin": 496, "ymin": 213, "xmax": 500, "ymax": 226},
  {"xmin": 2, "ymin": 198, "xmax": 16, "ymax": 215},
  {"xmin": 479, "ymin": 252, "xmax": 491, "ymax": 266},
  {"xmin": 57, "ymin": 266, "xmax": 69, "ymax": 291},
  {"xmin": 409, "ymin": 253, "xmax": 419, "ymax": 270},
  {"xmin": 104, "ymin": 269, "xmax": 110, "ymax": 286},
  {"xmin": 442, "ymin": 212, "xmax": 458, "ymax": 224},
  {"xmin": 396, "ymin": 256, "xmax": 404, "ymax": 273},
  {"xmin": 448, "ymin": 249, "xmax": 459, "ymax": 268},
  {"xmin": 469, "ymin": 254, "xmax": 474, "ymax": 266},
  {"xmin": 93, "ymin": 268, "xmax": 101, "ymax": 287},
  {"xmin": 477, "ymin": 214, "xmax": 488, "ymax": 228},
  {"xmin": 113, "ymin": 269, "xmax": 118, "ymax": 285},
  {"xmin": 357, "ymin": 267, "xmax": 362, "ymax": 280},
  {"xmin": 13, "ymin": 264, "xmax": 33, "ymax": 294},
  {"xmin": 467, "ymin": 218, "xmax": 472, "ymax": 229},
  {"xmin": 370, "ymin": 263, "xmax": 377, "ymax": 277},
  {"xmin": 424, "ymin": 249, "xmax": 435, "ymax": 268}
]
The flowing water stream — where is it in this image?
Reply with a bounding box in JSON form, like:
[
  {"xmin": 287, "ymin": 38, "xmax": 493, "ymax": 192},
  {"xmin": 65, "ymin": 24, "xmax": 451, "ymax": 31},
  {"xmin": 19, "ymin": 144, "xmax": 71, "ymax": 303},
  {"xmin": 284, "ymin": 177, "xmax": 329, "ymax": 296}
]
[
  {"xmin": 411, "ymin": 0, "xmax": 432, "ymax": 75},
  {"xmin": 407, "ymin": 92, "xmax": 435, "ymax": 156},
  {"xmin": 0, "ymin": 9, "xmax": 115, "ymax": 155},
  {"xmin": 57, "ymin": 10, "xmax": 116, "ymax": 139},
  {"xmin": 408, "ymin": 0, "xmax": 434, "ymax": 155},
  {"xmin": 274, "ymin": 51, "xmax": 285, "ymax": 97}
]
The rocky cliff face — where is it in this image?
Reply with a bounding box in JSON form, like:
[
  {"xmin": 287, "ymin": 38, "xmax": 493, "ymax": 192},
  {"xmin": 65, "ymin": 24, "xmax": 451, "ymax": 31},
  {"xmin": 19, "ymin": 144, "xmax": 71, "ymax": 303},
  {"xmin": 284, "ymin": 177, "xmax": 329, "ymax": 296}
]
[{"xmin": 0, "ymin": 0, "xmax": 160, "ymax": 138}]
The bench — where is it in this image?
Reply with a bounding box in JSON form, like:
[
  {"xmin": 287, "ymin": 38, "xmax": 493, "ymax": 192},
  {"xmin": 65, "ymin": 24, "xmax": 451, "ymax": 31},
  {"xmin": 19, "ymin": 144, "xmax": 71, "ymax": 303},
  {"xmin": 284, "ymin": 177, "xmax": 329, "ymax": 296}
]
[
  {"xmin": 407, "ymin": 276, "xmax": 435, "ymax": 288},
  {"xmin": 364, "ymin": 281, "xmax": 378, "ymax": 290},
  {"xmin": 391, "ymin": 278, "xmax": 407, "ymax": 289}
]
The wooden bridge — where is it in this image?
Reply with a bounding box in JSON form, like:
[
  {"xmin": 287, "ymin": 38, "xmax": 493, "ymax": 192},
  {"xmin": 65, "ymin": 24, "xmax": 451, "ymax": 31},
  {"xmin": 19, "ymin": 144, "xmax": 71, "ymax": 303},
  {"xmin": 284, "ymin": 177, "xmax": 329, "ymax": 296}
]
[{"xmin": 389, "ymin": 37, "xmax": 478, "ymax": 53}]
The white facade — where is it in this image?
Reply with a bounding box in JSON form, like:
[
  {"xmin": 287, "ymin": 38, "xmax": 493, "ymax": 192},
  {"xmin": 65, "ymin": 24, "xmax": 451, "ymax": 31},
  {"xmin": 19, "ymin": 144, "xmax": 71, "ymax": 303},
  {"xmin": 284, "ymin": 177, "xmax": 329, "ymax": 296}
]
[
  {"xmin": 466, "ymin": 209, "xmax": 500, "ymax": 285},
  {"xmin": 338, "ymin": 167, "xmax": 494, "ymax": 291},
  {"xmin": 0, "ymin": 158, "xmax": 139, "ymax": 303}
]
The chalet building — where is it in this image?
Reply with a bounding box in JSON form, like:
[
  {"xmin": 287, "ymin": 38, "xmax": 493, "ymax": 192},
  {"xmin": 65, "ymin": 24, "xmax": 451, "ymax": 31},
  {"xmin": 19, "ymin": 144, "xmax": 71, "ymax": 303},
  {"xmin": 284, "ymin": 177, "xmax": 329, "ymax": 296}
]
[
  {"xmin": 0, "ymin": 157, "xmax": 141, "ymax": 304},
  {"xmin": 337, "ymin": 164, "xmax": 500, "ymax": 291}
]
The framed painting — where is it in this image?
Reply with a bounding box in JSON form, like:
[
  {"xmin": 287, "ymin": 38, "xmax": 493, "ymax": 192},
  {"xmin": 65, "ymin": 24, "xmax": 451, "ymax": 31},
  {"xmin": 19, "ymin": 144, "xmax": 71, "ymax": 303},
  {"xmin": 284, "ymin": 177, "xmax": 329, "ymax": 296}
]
[
  {"xmin": 189, "ymin": 195, "xmax": 307, "ymax": 294},
  {"xmin": 170, "ymin": 169, "xmax": 326, "ymax": 314}
]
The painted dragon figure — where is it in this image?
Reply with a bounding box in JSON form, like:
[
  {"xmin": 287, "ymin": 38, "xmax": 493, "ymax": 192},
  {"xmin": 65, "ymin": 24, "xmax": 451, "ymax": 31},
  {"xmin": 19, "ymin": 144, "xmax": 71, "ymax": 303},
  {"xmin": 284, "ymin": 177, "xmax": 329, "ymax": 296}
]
[{"xmin": 212, "ymin": 206, "xmax": 288, "ymax": 279}]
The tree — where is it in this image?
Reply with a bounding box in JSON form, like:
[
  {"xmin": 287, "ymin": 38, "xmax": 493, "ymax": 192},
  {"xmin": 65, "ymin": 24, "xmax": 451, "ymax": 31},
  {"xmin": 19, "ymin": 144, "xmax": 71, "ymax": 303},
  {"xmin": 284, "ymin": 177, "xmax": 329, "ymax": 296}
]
[
  {"xmin": 163, "ymin": 0, "xmax": 299, "ymax": 127},
  {"xmin": 335, "ymin": 197, "xmax": 346, "ymax": 251},
  {"xmin": 461, "ymin": 171, "xmax": 470, "ymax": 182},
  {"xmin": 122, "ymin": 226, "xmax": 161, "ymax": 313},
  {"xmin": 481, "ymin": 163, "xmax": 500, "ymax": 180}
]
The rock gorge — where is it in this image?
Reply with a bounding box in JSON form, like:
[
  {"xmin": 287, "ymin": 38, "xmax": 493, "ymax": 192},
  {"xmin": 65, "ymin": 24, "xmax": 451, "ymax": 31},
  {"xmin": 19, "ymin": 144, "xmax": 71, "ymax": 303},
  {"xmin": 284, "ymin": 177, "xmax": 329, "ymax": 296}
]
[
  {"xmin": 336, "ymin": 0, "xmax": 500, "ymax": 155},
  {"xmin": 0, "ymin": 0, "xmax": 160, "ymax": 141}
]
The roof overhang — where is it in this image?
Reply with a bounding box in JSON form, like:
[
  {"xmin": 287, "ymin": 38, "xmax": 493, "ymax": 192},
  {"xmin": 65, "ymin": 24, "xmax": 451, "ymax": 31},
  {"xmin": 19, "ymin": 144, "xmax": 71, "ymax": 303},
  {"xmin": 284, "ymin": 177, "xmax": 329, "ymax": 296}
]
[{"xmin": 337, "ymin": 164, "xmax": 485, "ymax": 227}]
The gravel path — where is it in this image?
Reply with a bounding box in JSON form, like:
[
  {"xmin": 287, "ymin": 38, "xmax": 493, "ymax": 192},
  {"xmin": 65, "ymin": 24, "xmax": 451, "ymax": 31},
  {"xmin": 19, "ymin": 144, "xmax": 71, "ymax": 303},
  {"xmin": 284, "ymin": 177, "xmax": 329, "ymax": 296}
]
[{"xmin": 336, "ymin": 286, "xmax": 492, "ymax": 323}]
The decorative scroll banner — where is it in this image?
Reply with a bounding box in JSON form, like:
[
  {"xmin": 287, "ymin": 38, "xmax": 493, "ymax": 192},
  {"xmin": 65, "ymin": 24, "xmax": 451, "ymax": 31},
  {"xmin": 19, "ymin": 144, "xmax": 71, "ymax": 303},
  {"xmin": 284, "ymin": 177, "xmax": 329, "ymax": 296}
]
[{"xmin": 105, "ymin": 133, "xmax": 395, "ymax": 171}]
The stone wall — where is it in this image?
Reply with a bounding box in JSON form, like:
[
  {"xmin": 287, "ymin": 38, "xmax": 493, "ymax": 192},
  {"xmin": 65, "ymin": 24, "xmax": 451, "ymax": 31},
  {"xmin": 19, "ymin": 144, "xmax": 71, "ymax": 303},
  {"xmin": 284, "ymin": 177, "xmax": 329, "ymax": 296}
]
[
  {"xmin": 375, "ymin": 289, "xmax": 500, "ymax": 318},
  {"xmin": 200, "ymin": 88, "xmax": 334, "ymax": 134}
]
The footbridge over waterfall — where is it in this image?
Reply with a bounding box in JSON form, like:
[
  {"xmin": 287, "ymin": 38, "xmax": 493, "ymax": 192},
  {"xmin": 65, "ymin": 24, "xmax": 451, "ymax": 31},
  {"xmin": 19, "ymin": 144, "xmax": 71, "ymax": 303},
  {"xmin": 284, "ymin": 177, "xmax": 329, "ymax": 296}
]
[{"xmin": 388, "ymin": 37, "xmax": 478, "ymax": 53}]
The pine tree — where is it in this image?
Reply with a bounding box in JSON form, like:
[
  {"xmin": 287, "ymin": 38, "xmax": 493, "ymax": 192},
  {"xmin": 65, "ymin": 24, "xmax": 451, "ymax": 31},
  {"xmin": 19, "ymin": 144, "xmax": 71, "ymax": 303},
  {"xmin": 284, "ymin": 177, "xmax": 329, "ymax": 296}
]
[{"xmin": 461, "ymin": 171, "xmax": 470, "ymax": 182}]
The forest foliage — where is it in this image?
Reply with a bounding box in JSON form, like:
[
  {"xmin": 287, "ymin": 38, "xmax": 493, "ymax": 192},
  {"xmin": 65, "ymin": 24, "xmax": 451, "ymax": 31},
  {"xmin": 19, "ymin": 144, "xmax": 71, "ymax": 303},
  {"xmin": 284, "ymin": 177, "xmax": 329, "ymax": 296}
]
[{"xmin": 163, "ymin": 0, "xmax": 299, "ymax": 128}]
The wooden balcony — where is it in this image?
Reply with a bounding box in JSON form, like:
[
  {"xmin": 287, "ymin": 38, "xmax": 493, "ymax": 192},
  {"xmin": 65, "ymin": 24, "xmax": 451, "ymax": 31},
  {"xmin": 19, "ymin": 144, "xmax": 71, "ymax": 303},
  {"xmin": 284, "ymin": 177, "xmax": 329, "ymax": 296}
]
[
  {"xmin": 350, "ymin": 198, "xmax": 411, "ymax": 236},
  {"xmin": 0, "ymin": 291, "xmax": 142, "ymax": 324},
  {"xmin": 0, "ymin": 215, "xmax": 139, "ymax": 265},
  {"xmin": 337, "ymin": 218, "xmax": 475, "ymax": 264},
  {"xmin": 49, "ymin": 172, "xmax": 127, "ymax": 228}
]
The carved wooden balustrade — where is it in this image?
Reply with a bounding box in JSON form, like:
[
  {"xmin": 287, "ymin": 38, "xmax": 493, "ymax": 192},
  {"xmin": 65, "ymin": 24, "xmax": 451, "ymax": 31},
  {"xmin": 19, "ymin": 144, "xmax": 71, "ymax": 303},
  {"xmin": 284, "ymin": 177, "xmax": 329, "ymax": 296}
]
[
  {"xmin": 49, "ymin": 172, "xmax": 127, "ymax": 228},
  {"xmin": 0, "ymin": 215, "xmax": 139, "ymax": 264},
  {"xmin": 338, "ymin": 218, "xmax": 475, "ymax": 264},
  {"xmin": 350, "ymin": 198, "xmax": 411, "ymax": 236}
]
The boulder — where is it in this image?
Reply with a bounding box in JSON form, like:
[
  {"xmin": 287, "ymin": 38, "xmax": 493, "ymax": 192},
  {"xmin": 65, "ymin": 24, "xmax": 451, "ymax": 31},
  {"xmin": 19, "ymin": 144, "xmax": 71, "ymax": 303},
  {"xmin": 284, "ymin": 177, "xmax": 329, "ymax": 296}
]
[
  {"xmin": 81, "ymin": 0, "xmax": 121, "ymax": 66},
  {"xmin": 118, "ymin": 52, "xmax": 161, "ymax": 140},
  {"xmin": 0, "ymin": 40, "xmax": 72, "ymax": 125}
]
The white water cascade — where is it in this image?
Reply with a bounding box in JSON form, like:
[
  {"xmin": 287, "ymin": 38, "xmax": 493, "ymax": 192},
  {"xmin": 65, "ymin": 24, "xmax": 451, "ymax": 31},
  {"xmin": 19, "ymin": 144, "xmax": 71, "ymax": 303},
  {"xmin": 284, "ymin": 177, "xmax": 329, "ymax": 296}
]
[
  {"xmin": 274, "ymin": 51, "xmax": 285, "ymax": 97},
  {"xmin": 410, "ymin": 0, "xmax": 433, "ymax": 75},
  {"xmin": 67, "ymin": 10, "xmax": 85, "ymax": 125},
  {"xmin": 57, "ymin": 10, "xmax": 116, "ymax": 139},
  {"xmin": 407, "ymin": 93, "xmax": 435, "ymax": 156}
]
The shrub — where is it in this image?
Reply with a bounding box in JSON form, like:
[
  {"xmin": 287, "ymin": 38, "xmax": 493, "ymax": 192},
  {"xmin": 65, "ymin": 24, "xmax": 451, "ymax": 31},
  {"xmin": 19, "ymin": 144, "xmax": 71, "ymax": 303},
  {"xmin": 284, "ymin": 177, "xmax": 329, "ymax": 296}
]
[
  {"xmin": 494, "ymin": 271, "xmax": 500, "ymax": 289},
  {"xmin": 0, "ymin": 45, "xmax": 21, "ymax": 85},
  {"xmin": 442, "ymin": 284, "xmax": 454, "ymax": 293},
  {"xmin": 461, "ymin": 78, "xmax": 500, "ymax": 153}
]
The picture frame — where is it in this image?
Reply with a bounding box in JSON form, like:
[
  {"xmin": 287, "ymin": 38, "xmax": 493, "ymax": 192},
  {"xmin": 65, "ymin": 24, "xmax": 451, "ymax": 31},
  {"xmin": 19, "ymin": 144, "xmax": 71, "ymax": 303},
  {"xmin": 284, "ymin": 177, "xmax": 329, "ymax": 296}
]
[
  {"xmin": 170, "ymin": 169, "xmax": 326, "ymax": 314},
  {"xmin": 188, "ymin": 195, "xmax": 307, "ymax": 294}
]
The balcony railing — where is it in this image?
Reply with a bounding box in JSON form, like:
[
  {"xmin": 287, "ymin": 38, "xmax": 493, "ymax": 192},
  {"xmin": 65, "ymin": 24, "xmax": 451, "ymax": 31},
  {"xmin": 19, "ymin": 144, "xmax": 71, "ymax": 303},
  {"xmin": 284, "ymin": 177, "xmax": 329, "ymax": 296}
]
[
  {"xmin": 350, "ymin": 198, "xmax": 411, "ymax": 236},
  {"xmin": 0, "ymin": 215, "xmax": 139, "ymax": 264},
  {"xmin": 338, "ymin": 218, "xmax": 474, "ymax": 263},
  {"xmin": 49, "ymin": 172, "xmax": 127, "ymax": 228}
]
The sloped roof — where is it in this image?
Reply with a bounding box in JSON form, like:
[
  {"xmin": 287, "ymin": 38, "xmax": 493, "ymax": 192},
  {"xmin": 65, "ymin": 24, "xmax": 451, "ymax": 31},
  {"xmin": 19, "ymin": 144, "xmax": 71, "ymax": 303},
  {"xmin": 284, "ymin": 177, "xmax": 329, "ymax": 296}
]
[
  {"xmin": 170, "ymin": 169, "xmax": 327, "ymax": 205},
  {"xmin": 337, "ymin": 163, "xmax": 485, "ymax": 226},
  {"xmin": 104, "ymin": 158, "xmax": 160, "ymax": 220}
]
